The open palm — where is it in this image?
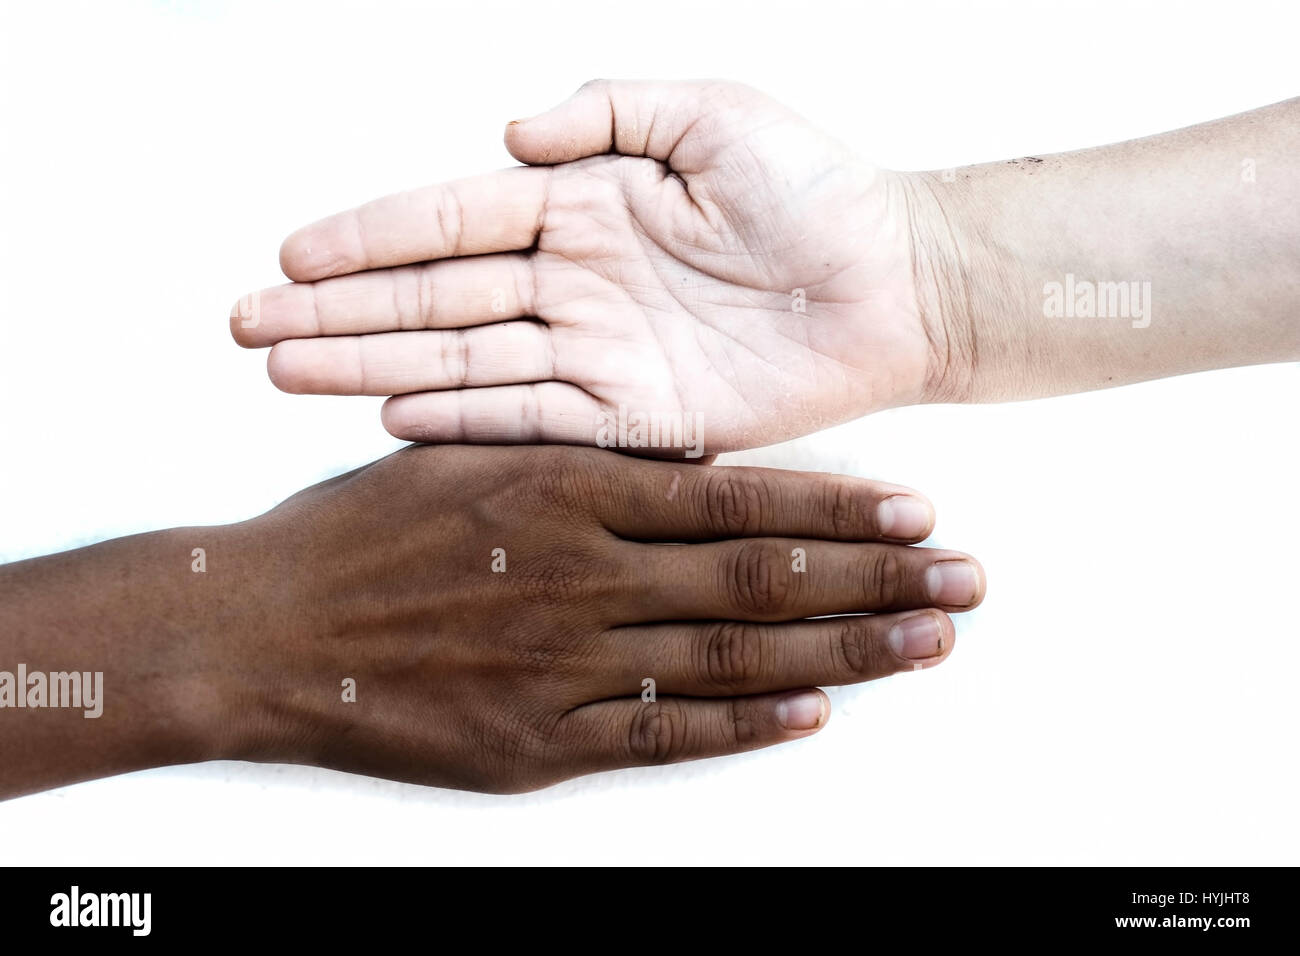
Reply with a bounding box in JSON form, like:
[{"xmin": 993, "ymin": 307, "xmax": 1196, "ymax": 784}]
[{"xmin": 232, "ymin": 80, "xmax": 937, "ymax": 453}]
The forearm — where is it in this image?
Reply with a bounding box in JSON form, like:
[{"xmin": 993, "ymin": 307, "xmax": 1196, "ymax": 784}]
[
  {"xmin": 906, "ymin": 97, "xmax": 1300, "ymax": 403},
  {"xmin": 0, "ymin": 527, "xmax": 249, "ymax": 799}
]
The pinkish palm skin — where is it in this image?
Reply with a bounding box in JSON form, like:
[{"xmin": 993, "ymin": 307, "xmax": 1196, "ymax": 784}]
[{"xmin": 239, "ymin": 83, "xmax": 1300, "ymax": 452}]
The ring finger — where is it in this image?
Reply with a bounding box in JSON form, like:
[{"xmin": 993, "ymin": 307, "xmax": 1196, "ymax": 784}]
[
  {"xmin": 594, "ymin": 609, "xmax": 955, "ymax": 698},
  {"xmin": 624, "ymin": 538, "xmax": 985, "ymax": 622}
]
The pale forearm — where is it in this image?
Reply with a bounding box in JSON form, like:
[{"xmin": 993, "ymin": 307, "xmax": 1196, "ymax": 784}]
[{"xmin": 906, "ymin": 97, "xmax": 1300, "ymax": 404}]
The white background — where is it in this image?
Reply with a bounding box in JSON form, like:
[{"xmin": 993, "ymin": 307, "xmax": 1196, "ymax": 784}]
[{"xmin": 1, "ymin": 0, "xmax": 1296, "ymax": 864}]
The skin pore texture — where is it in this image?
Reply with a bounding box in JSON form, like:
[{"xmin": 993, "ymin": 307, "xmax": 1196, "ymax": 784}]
[
  {"xmin": 232, "ymin": 82, "xmax": 1300, "ymax": 453},
  {"xmin": 0, "ymin": 446, "xmax": 985, "ymax": 799}
]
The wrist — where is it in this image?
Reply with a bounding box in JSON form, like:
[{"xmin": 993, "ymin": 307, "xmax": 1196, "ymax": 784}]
[
  {"xmin": 143, "ymin": 524, "xmax": 266, "ymax": 767},
  {"xmin": 893, "ymin": 168, "xmax": 1030, "ymax": 406},
  {"xmin": 201, "ymin": 510, "xmax": 367, "ymax": 772},
  {"xmin": 185, "ymin": 516, "xmax": 317, "ymax": 767}
]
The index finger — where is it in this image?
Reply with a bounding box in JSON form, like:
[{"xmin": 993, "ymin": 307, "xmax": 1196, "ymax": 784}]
[{"xmin": 278, "ymin": 166, "xmax": 553, "ymax": 282}]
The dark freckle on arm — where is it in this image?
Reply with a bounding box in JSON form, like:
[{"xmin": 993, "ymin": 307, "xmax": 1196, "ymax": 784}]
[{"xmin": 1009, "ymin": 156, "xmax": 1044, "ymax": 174}]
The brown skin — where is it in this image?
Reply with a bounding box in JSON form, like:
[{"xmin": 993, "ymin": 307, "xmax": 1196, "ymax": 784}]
[{"xmin": 0, "ymin": 445, "xmax": 984, "ymax": 799}]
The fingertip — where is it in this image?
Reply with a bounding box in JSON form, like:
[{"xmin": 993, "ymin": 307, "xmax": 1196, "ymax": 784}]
[
  {"xmin": 503, "ymin": 116, "xmax": 573, "ymax": 166},
  {"xmin": 970, "ymin": 557, "xmax": 988, "ymax": 607},
  {"xmin": 278, "ymin": 228, "xmax": 313, "ymax": 282},
  {"xmin": 228, "ymin": 294, "xmax": 261, "ymax": 348},
  {"xmin": 888, "ymin": 610, "xmax": 956, "ymax": 670},
  {"xmin": 876, "ymin": 493, "xmax": 936, "ymax": 541},
  {"xmin": 265, "ymin": 341, "xmax": 305, "ymax": 394},
  {"xmin": 380, "ymin": 394, "xmax": 435, "ymax": 443},
  {"xmin": 959, "ymin": 556, "xmax": 988, "ymax": 608},
  {"xmin": 776, "ymin": 688, "xmax": 830, "ymax": 734},
  {"xmin": 503, "ymin": 118, "xmax": 538, "ymax": 165},
  {"xmin": 278, "ymin": 224, "xmax": 339, "ymax": 282},
  {"xmin": 503, "ymin": 82, "xmax": 612, "ymax": 166},
  {"xmin": 924, "ymin": 555, "xmax": 988, "ymax": 610},
  {"xmin": 379, "ymin": 394, "xmax": 406, "ymax": 438},
  {"xmin": 935, "ymin": 612, "xmax": 958, "ymax": 663}
]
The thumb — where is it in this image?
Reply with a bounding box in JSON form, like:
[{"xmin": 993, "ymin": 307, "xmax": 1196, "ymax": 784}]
[{"xmin": 504, "ymin": 78, "xmax": 770, "ymax": 169}]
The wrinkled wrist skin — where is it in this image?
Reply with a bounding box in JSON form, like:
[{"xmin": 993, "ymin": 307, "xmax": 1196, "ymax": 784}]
[
  {"xmin": 891, "ymin": 102, "xmax": 1300, "ymax": 411},
  {"xmin": 891, "ymin": 169, "xmax": 1020, "ymax": 409}
]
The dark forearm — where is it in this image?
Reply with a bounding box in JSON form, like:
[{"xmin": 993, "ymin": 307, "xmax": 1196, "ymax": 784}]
[{"xmin": 0, "ymin": 527, "xmax": 247, "ymax": 799}]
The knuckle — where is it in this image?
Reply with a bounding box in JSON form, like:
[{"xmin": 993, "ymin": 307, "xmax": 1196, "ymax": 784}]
[
  {"xmin": 726, "ymin": 697, "xmax": 761, "ymax": 749},
  {"xmin": 511, "ymin": 632, "xmax": 567, "ymax": 676},
  {"xmin": 724, "ymin": 540, "xmax": 790, "ymax": 616},
  {"xmin": 627, "ymin": 700, "xmax": 686, "ymax": 765},
  {"xmin": 862, "ymin": 548, "xmax": 909, "ymax": 605},
  {"xmin": 435, "ymin": 186, "xmax": 465, "ymax": 256},
  {"xmin": 826, "ymin": 479, "xmax": 868, "ymax": 538},
  {"xmin": 511, "ymin": 253, "xmax": 538, "ymax": 317},
  {"xmin": 525, "ymin": 454, "xmax": 593, "ymax": 509},
  {"xmin": 471, "ymin": 449, "xmax": 595, "ymax": 524},
  {"xmin": 832, "ymin": 620, "xmax": 888, "ymax": 679},
  {"xmin": 702, "ymin": 471, "xmax": 767, "ymax": 537},
  {"xmin": 439, "ymin": 328, "xmax": 469, "ymax": 387},
  {"xmin": 478, "ymin": 706, "xmax": 563, "ymax": 794},
  {"xmin": 412, "ymin": 263, "xmax": 437, "ymax": 328},
  {"xmin": 700, "ymin": 621, "xmax": 765, "ymax": 691},
  {"xmin": 515, "ymin": 543, "xmax": 592, "ymax": 602}
]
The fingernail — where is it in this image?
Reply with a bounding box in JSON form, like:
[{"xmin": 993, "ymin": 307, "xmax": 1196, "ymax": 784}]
[
  {"xmin": 926, "ymin": 560, "xmax": 979, "ymax": 606},
  {"xmin": 777, "ymin": 691, "xmax": 825, "ymax": 730},
  {"xmin": 877, "ymin": 495, "xmax": 932, "ymax": 538},
  {"xmin": 888, "ymin": 613, "xmax": 944, "ymax": 660}
]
